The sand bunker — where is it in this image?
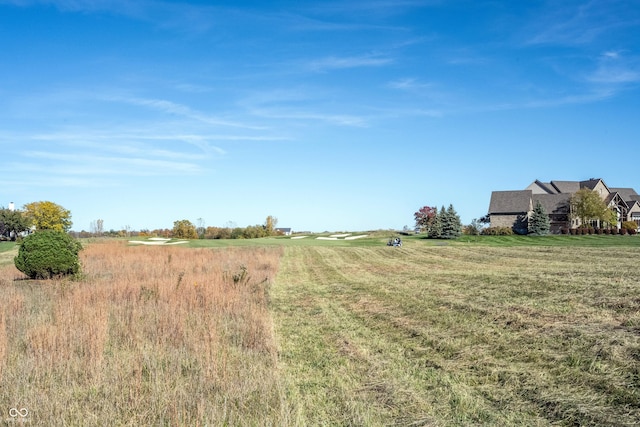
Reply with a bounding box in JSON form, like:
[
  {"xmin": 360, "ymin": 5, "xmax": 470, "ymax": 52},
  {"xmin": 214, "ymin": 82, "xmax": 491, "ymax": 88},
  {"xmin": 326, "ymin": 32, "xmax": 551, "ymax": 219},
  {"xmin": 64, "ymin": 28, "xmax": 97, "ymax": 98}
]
[
  {"xmin": 129, "ymin": 239, "xmax": 188, "ymax": 246},
  {"xmin": 316, "ymin": 234, "xmax": 368, "ymax": 241}
]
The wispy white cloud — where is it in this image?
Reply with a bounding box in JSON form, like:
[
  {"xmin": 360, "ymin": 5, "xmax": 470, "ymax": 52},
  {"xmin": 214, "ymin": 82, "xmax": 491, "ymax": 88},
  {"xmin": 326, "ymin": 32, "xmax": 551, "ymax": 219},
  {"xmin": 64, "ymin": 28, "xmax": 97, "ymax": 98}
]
[
  {"xmin": 250, "ymin": 108, "xmax": 368, "ymax": 127},
  {"xmin": 302, "ymin": 0, "xmax": 437, "ymax": 19},
  {"xmin": 587, "ymin": 51, "xmax": 640, "ymax": 84},
  {"xmin": 106, "ymin": 96, "xmax": 267, "ymax": 130},
  {"xmin": 0, "ymin": 174, "xmax": 117, "ymax": 189},
  {"xmin": 307, "ymin": 54, "xmax": 393, "ymax": 72},
  {"xmin": 237, "ymin": 86, "xmax": 370, "ymax": 127},
  {"xmin": 525, "ymin": 1, "xmax": 639, "ymax": 46},
  {"xmin": 24, "ymin": 150, "xmax": 202, "ymax": 175},
  {"xmin": 280, "ymin": 11, "xmax": 404, "ymax": 32},
  {"xmin": 2, "ymin": 0, "xmax": 221, "ymax": 33},
  {"xmin": 388, "ymin": 78, "xmax": 433, "ymax": 90}
]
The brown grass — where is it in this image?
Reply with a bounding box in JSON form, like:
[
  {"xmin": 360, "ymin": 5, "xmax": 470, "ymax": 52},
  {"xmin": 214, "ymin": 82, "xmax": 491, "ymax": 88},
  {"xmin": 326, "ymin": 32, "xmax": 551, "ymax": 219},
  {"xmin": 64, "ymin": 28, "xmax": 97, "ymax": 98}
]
[{"xmin": 0, "ymin": 240, "xmax": 287, "ymax": 426}]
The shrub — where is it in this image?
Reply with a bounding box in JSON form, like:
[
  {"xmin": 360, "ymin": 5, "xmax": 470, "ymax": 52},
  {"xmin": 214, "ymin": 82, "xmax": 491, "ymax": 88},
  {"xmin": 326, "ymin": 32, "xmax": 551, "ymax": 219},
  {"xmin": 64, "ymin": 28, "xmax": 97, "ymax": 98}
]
[
  {"xmin": 481, "ymin": 226, "xmax": 514, "ymax": 236},
  {"xmin": 14, "ymin": 230, "xmax": 82, "ymax": 279},
  {"xmin": 621, "ymin": 221, "xmax": 638, "ymax": 231}
]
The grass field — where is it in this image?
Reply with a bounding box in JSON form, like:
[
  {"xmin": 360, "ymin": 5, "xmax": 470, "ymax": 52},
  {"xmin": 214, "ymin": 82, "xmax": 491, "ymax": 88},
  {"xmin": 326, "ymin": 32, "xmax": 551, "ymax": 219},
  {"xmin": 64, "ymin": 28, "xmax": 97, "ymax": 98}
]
[{"xmin": 1, "ymin": 236, "xmax": 639, "ymax": 425}]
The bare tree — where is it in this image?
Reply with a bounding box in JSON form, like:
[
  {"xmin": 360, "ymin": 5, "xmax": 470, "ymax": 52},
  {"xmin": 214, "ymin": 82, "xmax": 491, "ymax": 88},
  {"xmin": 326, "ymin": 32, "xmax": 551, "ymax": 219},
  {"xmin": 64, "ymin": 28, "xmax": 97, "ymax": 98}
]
[
  {"xmin": 90, "ymin": 219, "xmax": 104, "ymax": 236},
  {"xmin": 196, "ymin": 218, "xmax": 206, "ymax": 239}
]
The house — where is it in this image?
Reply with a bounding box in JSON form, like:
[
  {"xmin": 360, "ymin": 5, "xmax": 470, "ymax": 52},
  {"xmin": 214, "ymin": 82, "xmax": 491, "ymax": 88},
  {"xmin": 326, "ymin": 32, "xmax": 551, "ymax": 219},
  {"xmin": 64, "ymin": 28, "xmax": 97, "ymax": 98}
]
[
  {"xmin": 488, "ymin": 178, "xmax": 640, "ymax": 234},
  {"xmin": 275, "ymin": 227, "xmax": 292, "ymax": 236}
]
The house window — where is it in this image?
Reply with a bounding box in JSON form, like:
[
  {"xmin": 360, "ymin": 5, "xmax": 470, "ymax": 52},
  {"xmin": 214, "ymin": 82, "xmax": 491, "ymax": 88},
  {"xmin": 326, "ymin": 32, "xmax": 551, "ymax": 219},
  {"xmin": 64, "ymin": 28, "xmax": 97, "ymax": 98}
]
[{"xmin": 632, "ymin": 213, "xmax": 640, "ymax": 227}]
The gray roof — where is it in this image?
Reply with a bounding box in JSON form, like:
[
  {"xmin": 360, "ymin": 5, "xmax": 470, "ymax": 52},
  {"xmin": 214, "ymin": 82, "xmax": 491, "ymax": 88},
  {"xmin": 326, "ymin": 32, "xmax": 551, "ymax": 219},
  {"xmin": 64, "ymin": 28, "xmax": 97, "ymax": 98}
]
[
  {"xmin": 550, "ymin": 181, "xmax": 580, "ymax": 193},
  {"xmin": 527, "ymin": 180, "xmax": 558, "ymax": 194},
  {"xmin": 610, "ymin": 187, "xmax": 639, "ymax": 202},
  {"xmin": 532, "ymin": 193, "xmax": 571, "ymax": 215},
  {"xmin": 627, "ymin": 199, "xmax": 640, "ymax": 209},
  {"xmin": 489, "ymin": 190, "xmax": 532, "ymax": 214},
  {"xmin": 580, "ymin": 178, "xmax": 606, "ymax": 191}
]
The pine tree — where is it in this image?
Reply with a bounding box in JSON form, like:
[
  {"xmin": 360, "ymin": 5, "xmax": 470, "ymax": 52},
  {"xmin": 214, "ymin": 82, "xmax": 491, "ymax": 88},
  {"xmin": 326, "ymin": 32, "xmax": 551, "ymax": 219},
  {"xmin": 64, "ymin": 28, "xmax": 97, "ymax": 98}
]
[
  {"xmin": 528, "ymin": 201, "xmax": 550, "ymax": 236},
  {"xmin": 429, "ymin": 206, "xmax": 444, "ymax": 238},
  {"xmin": 441, "ymin": 204, "xmax": 462, "ymax": 239}
]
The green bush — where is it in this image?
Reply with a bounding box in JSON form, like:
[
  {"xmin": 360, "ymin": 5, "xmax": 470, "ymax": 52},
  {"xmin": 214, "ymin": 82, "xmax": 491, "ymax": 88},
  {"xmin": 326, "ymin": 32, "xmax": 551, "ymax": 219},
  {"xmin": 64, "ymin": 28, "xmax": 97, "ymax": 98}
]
[
  {"xmin": 14, "ymin": 230, "xmax": 82, "ymax": 279},
  {"xmin": 481, "ymin": 226, "xmax": 514, "ymax": 236},
  {"xmin": 621, "ymin": 221, "xmax": 638, "ymax": 231}
]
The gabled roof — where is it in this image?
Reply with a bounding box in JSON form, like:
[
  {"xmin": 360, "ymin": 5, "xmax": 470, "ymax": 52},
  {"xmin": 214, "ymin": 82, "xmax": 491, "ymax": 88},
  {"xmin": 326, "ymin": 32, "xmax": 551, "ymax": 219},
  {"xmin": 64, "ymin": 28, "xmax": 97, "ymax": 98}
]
[
  {"xmin": 610, "ymin": 187, "xmax": 639, "ymax": 202},
  {"xmin": 489, "ymin": 190, "xmax": 532, "ymax": 214},
  {"xmin": 532, "ymin": 193, "xmax": 571, "ymax": 215},
  {"xmin": 526, "ymin": 180, "xmax": 558, "ymax": 194},
  {"xmin": 627, "ymin": 199, "xmax": 640, "ymax": 209},
  {"xmin": 549, "ymin": 181, "xmax": 580, "ymax": 193},
  {"xmin": 580, "ymin": 178, "xmax": 608, "ymax": 192},
  {"xmin": 605, "ymin": 192, "xmax": 630, "ymax": 209}
]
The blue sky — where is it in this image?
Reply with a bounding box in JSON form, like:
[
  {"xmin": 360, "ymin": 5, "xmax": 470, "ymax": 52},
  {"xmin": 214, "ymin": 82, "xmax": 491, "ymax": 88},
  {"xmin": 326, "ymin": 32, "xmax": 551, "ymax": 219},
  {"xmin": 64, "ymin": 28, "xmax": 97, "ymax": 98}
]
[{"xmin": 1, "ymin": 0, "xmax": 639, "ymax": 232}]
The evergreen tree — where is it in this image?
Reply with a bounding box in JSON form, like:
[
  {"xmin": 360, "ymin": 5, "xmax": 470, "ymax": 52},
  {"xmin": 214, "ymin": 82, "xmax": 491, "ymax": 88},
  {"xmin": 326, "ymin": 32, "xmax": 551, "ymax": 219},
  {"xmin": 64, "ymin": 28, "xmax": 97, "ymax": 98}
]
[
  {"xmin": 429, "ymin": 206, "xmax": 444, "ymax": 238},
  {"xmin": 529, "ymin": 201, "xmax": 550, "ymax": 236},
  {"xmin": 441, "ymin": 204, "xmax": 462, "ymax": 239}
]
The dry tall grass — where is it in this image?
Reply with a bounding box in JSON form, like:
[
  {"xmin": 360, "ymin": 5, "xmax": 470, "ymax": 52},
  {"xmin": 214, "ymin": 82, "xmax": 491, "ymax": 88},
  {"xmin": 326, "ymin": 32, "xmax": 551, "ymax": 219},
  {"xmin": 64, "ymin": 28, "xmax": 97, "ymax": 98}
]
[{"xmin": 0, "ymin": 240, "xmax": 287, "ymax": 426}]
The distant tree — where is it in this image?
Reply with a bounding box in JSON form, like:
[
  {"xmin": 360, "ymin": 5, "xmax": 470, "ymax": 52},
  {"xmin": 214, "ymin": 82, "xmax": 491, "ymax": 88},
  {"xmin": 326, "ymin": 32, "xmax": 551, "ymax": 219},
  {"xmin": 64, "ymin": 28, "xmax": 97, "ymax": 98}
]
[
  {"xmin": 90, "ymin": 219, "xmax": 104, "ymax": 236},
  {"xmin": 23, "ymin": 201, "xmax": 72, "ymax": 232},
  {"xmin": 414, "ymin": 206, "xmax": 437, "ymax": 234},
  {"xmin": 528, "ymin": 201, "xmax": 550, "ymax": 236},
  {"xmin": 172, "ymin": 220, "xmax": 198, "ymax": 239},
  {"xmin": 441, "ymin": 204, "xmax": 462, "ymax": 239},
  {"xmin": 264, "ymin": 215, "xmax": 278, "ymax": 236},
  {"xmin": 429, "ymin": 206, "xmax": 445, "ymax": 238},
  {"xmin": 196, "ymin": 218, "xmax": 206, "ymax": 239},
  {"xmin": 231, "ymin": 227, "xmax": 244, "ymax": 239},
  {"xmin": 243, "ymin": 225, "xmax": 264, "ymax": 239},
  {"xmin": 206, "ymin": 226, "xmax": 232, "ymax": 239},
  {"xmin": 0, "ymin": 207, "xmax": 31, "ymax": 241},
  {"xmin": 205, "ymin": 226, "xmax": 220, "ymax": 239},
  {"xmin": 570, "ymin": 188, "xmax": 609, "ymax": 227}
]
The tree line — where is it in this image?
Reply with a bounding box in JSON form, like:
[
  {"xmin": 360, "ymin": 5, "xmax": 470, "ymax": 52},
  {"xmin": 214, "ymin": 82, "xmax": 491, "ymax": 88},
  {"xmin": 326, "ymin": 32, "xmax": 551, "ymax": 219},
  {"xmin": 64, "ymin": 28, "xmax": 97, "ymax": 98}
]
[
  {"xmin": 414, "ymin": 204, "xmax": 463, "ymax": 239},
  {"xmin": 0, "ymin": 201, "xmax": 72, "ymax": 240}
]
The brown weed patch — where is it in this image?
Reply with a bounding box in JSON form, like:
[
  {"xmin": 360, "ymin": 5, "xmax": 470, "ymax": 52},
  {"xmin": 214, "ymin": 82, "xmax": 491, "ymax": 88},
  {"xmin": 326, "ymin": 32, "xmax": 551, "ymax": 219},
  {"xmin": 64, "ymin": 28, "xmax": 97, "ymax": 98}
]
[{"xmin": 0, "ymin": 240, "xmax": 286, "ymax": 425}]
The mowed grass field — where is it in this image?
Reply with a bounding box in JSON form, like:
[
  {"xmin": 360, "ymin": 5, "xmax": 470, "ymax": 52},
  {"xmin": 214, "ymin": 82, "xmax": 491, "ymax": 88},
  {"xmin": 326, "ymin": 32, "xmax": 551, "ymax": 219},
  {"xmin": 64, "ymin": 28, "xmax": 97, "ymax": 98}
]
[{"xmin": 1, "ymin": 236, "xmax": 639, "ymax": 425}]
